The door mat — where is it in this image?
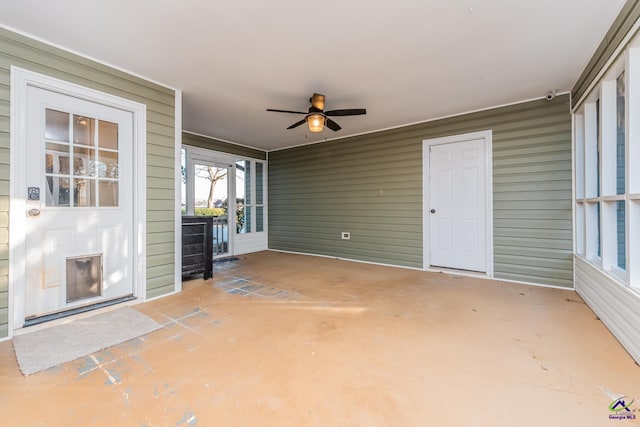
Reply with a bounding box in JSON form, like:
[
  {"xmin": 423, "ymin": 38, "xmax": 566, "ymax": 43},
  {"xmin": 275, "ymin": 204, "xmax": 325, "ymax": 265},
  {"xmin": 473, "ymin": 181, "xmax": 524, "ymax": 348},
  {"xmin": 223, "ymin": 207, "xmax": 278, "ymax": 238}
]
[
  {"xmin": 13, "ymin": 307, "xmax": 162, "ymax": 376},
  {"xmin": 213, "ymin": 257, "xmax": 240, "ymax": 263}
]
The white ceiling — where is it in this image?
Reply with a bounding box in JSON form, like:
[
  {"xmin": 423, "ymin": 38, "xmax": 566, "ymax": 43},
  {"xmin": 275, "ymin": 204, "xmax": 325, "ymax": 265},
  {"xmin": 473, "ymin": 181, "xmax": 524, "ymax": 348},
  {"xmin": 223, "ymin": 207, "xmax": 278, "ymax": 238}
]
[{"xmin": 0, "ymin": 0, "xmax": 627, "ymax": 151}]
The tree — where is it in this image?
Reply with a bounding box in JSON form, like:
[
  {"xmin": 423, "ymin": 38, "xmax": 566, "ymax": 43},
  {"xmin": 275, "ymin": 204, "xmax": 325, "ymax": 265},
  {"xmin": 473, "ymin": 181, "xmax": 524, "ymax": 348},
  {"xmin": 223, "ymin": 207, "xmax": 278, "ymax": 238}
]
[{"xmin": 194, "ymin": 166, "xmax": 227, "ymax": 208}]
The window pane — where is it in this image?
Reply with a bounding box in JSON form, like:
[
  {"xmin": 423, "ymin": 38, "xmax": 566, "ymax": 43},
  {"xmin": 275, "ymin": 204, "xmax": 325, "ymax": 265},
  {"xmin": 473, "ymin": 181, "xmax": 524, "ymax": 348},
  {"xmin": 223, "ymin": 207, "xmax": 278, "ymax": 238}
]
[
  {"xmin": 98, "ymin": 150, "xmax": 119, "ymax": 178},
  {"xmin": 245, "ymin": 204, "xmax": 252, "ymax": 233},
  {"xmin": 617, "ymin": 200, "xmax": 626, "ymax": 270},
  {"xmin": 99, "ymin": 180, "xmax": 118, "ymax": 207},
  {"xmin": 73, "ymin": 146, "xmax": 96, "ymax": 177},
  {"xmin": 256, "ymin": 162, "xmax": 263, "ymax": 204},
  {"xmin": 256, "ymin": 206, "xmax": 264, "ymax": 232},
  {"xmin": 245, "ymin": 161, "xmax": 252, "ymax": 205},
  {"xmin": 46, "ymin": 143, "xmax": 69, "ymax": 174},
  {"xmin": 98, "ymin": 120, "xmax": 118, "ymax": 150},
  {"xmin": 596, "ymin": 99, "xmax": 601, "ymax": 197},
  {"xmin": 194, "ymin": 164, "xmax": 228, "ymax": 213},
  {"xmin": 73, "ymin": 115, "xmax": 95, "ymax": 146},
  {"xmin": 46, "ymin": 177, "xmax": 71, "ymax": 207},
  {"xmin": 236, "ymin": 204, "xmax": 245, "ymax": 233},
  {"xmin": 45, "ymin": 109, "xmax": 69, "ymax": 142},
  {"xmin": 616, "ymin": 72, "xmax": 625, "ymax": 195},
  {"xmin": 55, "ymin": 155, "xmax": 70, "ymax": 176},
  {"xmin": 236, "ymin": 161, "xmax": 248, "ymax": 234},
  {"xmin": 74, "ymin": 178, "xmax": 95, "ymax": 207},
  {"xmin": 597, "ymin": 202, "xmax": 601, "ymax": 258},
  {"xmin": 576, "ymin": 202, "xmax": 585, "ymax": 255},
  {"xmin": 181, "ymin": 149, "xmax": 186, "ymax": 215}
]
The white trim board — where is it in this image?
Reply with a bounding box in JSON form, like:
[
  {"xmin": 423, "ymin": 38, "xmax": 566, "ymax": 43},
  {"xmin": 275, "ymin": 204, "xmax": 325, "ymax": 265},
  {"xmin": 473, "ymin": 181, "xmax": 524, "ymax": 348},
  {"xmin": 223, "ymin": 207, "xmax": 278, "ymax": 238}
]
[
  {"xmin": 9, "ymin": 66, "xmax": 147, "ymax": 336},
  {"xmin": 269, "ymin": 249, "xmax": 574, "ymax": 290},
  {"xmin": 422, "ymin": 130, "xmax": 494, "ymax": 277},
  {"xmin": 174, "ymin": 90, "xmax": 183, "ymax": 293}
]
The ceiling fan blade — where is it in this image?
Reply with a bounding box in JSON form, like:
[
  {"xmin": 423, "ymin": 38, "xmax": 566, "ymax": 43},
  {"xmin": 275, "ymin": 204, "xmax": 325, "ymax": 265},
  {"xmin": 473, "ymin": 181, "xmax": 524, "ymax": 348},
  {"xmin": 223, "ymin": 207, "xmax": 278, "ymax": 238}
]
[
  {"xmin": 311, "ymin": 93, "xmax": 325, "ymax": 110},
  {"xmin": 324, "ymin": 108, "xmax": 367, "ymax": 116},
  {"xmin": 287, "ymin": 118, "xmax": 307, "ymax": 129},
  {"xmin": 326, "ymin": 118, "xmax": 342, "ymax": 132},
  {"xmin": 267, "ymin": 108, "xmax": 307, "ymax": 114}
]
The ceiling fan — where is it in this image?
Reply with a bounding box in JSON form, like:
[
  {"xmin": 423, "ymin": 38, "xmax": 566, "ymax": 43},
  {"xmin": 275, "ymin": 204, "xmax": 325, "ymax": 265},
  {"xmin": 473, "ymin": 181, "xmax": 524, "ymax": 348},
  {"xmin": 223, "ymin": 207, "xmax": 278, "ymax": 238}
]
[{"xmin": 266, "ymin": 93, "xmax": 366, "ymax": 133}]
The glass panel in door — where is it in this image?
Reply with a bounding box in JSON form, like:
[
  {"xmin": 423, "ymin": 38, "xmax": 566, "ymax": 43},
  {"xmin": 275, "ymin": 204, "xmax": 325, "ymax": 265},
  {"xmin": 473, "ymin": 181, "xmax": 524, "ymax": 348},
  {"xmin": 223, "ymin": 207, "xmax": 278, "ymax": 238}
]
[
  {"xmin": 44, "ymin": 110, "xmax": 119, "ymax": 208},
  {"xmin": 193, "ymin": 163, "xmax": 229, "ymax": 256}
]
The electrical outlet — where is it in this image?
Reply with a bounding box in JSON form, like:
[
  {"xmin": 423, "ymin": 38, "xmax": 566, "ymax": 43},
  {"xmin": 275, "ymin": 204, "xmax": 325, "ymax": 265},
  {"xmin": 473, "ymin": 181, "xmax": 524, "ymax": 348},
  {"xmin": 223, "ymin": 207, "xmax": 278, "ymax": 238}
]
[{"xmin": 341, "ymin": 232, "xmax": 350, "ymax": 240}]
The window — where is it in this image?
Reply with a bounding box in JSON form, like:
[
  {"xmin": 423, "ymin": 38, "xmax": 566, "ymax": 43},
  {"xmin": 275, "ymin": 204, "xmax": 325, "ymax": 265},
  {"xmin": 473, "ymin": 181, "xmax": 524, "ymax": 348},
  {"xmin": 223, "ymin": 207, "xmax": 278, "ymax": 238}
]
[
  {"xmin": 236, "ymin": 159, "xmax": 266, "ymax": 234},
  {"xmin": 45, "ymin": 109, "xmax": 119, "ymax": 207},
  {"xmin": 616, "ymin": 72, "xmax": 626, "ymax": 195},
  {"xmin": 616, "ymin": 72, "xmax": 626, "ymax": 271},
  {"xmin": 256, "ymin": 162, "xmax": 265, "ymax": 232},
  {"xmin": 236, "ymin": 160, "xmax": 250, "ymax": 233},
  {"xmin": 574, "ymin": 47, "xmax": 640, "ymax": 287}
]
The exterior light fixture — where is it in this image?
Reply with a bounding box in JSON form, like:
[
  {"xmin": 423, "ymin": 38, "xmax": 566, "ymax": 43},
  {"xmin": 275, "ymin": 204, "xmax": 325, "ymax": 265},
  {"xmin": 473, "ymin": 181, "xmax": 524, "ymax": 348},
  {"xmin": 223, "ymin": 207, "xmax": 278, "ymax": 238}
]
[{"xmin": 307, "ymin": 113, "xmax": 325, "ymax": 132}]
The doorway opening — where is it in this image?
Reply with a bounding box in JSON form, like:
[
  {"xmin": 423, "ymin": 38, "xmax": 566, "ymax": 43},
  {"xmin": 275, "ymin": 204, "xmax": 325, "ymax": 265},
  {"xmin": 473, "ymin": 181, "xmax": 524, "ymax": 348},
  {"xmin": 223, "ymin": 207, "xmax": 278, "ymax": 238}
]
[{"xmin": 182, "ymin": 145, "xmax": 268, "ymax": 260}]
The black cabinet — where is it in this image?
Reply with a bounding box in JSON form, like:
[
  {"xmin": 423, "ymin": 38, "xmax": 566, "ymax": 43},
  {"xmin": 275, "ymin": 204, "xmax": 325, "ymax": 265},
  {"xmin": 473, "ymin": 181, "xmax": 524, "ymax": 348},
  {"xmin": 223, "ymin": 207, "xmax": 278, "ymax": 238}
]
[{"xmin": 182, "ymin": 216, "xmax": 213, "ymax": 279}]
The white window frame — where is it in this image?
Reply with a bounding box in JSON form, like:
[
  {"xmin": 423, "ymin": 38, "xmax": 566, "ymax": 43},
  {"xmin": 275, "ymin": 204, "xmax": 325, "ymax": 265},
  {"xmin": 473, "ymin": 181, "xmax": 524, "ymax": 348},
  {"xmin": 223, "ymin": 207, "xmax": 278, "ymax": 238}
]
[{"xmin": 574, "ymin": 38, "xmax": 640, "ymax": 289}]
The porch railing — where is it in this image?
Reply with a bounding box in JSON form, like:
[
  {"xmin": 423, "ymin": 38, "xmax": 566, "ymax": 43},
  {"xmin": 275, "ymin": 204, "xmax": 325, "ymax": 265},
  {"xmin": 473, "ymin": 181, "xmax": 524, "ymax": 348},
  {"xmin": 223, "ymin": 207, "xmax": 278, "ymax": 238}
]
[{"xmin": 212, "ymin": 215, "xmax": 229, "ymax": 256}]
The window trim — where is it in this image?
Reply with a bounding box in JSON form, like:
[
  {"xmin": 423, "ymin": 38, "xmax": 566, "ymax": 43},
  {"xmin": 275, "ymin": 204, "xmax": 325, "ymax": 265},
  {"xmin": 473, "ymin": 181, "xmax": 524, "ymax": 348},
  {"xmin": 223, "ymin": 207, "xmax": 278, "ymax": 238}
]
[{"xmin": 574, "ymin": 48, "xmax": 637, "ymax": 288}]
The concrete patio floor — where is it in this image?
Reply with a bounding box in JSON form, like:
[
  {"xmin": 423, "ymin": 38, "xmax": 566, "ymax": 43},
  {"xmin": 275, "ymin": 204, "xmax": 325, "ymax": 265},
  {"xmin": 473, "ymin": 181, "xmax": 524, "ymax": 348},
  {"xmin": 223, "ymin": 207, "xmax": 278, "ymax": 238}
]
[{"xmin": 1, "ymin": 251, "xmax": 639, "ymax": 426}]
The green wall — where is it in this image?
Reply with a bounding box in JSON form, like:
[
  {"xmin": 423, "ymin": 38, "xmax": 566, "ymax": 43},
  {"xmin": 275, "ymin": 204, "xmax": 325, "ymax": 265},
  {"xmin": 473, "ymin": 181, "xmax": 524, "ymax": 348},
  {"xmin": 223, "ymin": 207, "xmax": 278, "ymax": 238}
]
[
  {"xmin": 183, "ymin": 132, "xmax": 266, "ymax": 160},
  {"xmin": 0, "ymin": 28, "xmax": 177, "ymax": 336},
  {"xmin": 269, "ymin": 95, "xmax": 573, "ymax": 288}
]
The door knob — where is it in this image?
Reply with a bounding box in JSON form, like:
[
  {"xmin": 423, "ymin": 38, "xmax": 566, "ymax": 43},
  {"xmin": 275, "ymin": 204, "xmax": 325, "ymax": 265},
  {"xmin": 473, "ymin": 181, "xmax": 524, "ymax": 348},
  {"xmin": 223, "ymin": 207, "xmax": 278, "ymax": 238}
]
[
  {"xmin": 28, "ymin": 208, "xmax": 41, "ymax": 217},
  {"xmin": 430, "ymin": 209, "xmax": 436, "ymax": 214}
]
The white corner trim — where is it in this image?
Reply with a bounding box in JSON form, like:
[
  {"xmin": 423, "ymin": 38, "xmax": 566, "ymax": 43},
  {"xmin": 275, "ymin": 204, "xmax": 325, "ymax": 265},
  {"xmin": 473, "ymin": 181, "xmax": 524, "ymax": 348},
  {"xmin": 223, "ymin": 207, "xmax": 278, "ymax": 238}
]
[
  {"xmin": 422, "ymin": 130, "xmax": 494, "ymax": 277},
  {"xmin": 9, "ymin": 66, "xmax": 147, "ymax": 333},
  {"xmin": 174, "ymin": 90, "xmax": 183, "ymax": 293}
]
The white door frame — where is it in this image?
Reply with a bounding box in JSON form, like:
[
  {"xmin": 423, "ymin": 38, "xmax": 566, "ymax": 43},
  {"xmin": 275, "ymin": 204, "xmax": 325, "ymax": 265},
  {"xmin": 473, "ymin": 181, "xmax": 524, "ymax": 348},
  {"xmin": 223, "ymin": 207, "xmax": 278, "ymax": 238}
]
[
  {"xmin": 185, "ymin": 147, "xmax": 235, "ymax": 257},
  {"xmin": 9, "ymin": 66, "xmax": 147, "ymax": 335},
  {"xmin": 183, "ymin": 144, "xmax": 269, "ymax": 256},
  {"xmin": 422, "ymin": 130, "xmax": 494, "ymax": 277}
]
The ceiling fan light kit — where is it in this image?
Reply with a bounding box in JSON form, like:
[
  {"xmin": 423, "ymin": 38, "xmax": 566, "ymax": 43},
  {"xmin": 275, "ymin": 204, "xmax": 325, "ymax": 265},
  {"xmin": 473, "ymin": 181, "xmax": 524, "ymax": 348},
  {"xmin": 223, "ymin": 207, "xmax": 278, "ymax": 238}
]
[
  {"xmin": 307, "ymin": 113, "xmax": 325, "ymax": 132},
  {"xmin": 267, "ymin": 93, "xmax": 366, "ymax": 134}
]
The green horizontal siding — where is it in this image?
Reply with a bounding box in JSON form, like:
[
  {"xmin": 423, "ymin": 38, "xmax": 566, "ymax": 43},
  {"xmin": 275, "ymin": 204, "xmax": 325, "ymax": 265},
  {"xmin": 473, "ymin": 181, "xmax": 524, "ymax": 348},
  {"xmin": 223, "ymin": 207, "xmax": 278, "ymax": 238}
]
[
  {"xmin": 0, "ymin": 28, "xmax": 177, "ymax": 337},
  {"xmin": 269, "ymin": 134, "xmax": 423, "ymax": 268},
  {"xmin": 183, "ymin": 131, "xmax": 266, "ymax": 160},
  {"xmin": 269, "ymin": 95, "xmax": 573, "ymax": 287}
]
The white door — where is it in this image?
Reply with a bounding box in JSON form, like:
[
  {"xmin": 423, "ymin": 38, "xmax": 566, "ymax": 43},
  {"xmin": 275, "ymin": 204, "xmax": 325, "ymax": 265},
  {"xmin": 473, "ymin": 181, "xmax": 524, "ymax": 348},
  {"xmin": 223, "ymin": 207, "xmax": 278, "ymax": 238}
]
[
  {"xmin": 189, "ymin": 160, "xmax": 232, "ymax": 258},
  {"xmin": 24, "ymin": 85, "xmax": 134, "ymax": 319},
  {"xmin": 429, "ymin": 138, "xmax": 486, "ymax": 272}
]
